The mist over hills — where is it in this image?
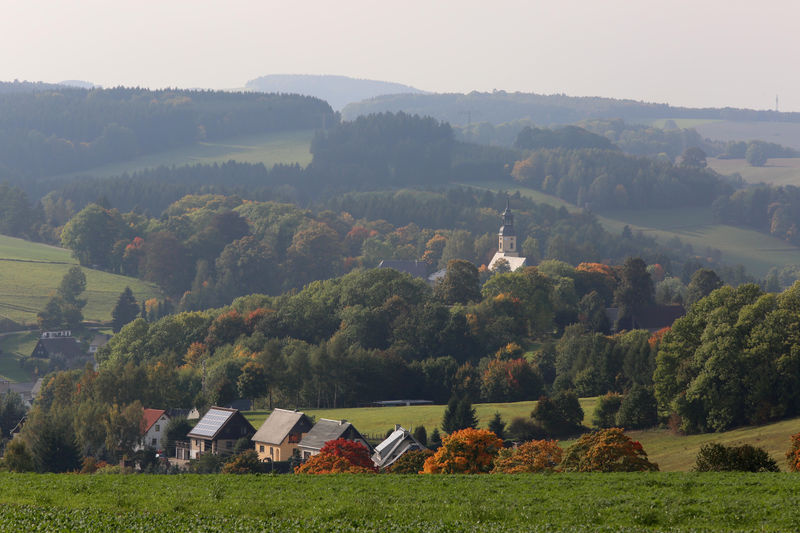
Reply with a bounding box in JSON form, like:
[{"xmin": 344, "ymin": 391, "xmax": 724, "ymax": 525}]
[
  {"xmin": 245, "ymin": 74, "xmax": 426, "ymax": 110},
  {"xmin": 342, "ymin": 91, "xmax": 800, "ymax": 127}
]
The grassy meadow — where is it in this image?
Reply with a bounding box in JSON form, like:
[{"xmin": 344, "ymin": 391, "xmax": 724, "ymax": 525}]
[
  {"xmin": 469, "ymin": 181, "xmax": 800, "ymax": 277},
  {"xmin": 0, "ymin": 472, "xmax": 798, "ymax": 531},
  {"xmin": 50, "ymin": 129, "xmax": 315, "ymax": 181},
  {"xmin": 0, "ymin": 234, "xmax": 163, "ymax": 325},
  {"xmin": 708, "ymin": 156, "xmax": 800, "ymax": 186}
]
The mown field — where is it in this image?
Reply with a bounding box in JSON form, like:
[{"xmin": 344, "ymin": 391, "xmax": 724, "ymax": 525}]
[
  {"xmin": 708, "ymin": 156, "xmax": 800, "ymax": 186},
  {"xmin": 0, "ymin": 234, "xmax": 163, "ymax": 325},
  {"xmin": 470, "ymin": 181, "xmax": 800, "ymax": 277},
  {"xmin": 245, "ymin": 399, "xmax": 800, "ymax": 472},
  {"xmin": 0, "ymin": 472, "xmax": 798, "ymax": 531},
  {"xmin": 50, "ymin": 129, "xmax": 315, "ymax": 181}
]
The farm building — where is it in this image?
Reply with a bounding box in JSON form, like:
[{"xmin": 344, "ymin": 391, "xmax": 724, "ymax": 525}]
[
  {"xmin": 252, "ymin": 408, "xmax": 313, "ymax": 462},
  {"xmin": 371, "ymin": 425, "xmax": 426, "ymax": 470},
  {"xmin": 185, "ymin": 407, "xmax": 255, "ymax": 459}
]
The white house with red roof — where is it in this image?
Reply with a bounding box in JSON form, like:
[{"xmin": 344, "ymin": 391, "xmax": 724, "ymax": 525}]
[{"xmin": 136, "ymin": 408, "xmax": 170, "ymax": 452}]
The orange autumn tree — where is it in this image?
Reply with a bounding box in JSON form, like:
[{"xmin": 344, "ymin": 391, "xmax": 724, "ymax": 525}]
[
  {"xmin": 560, "ymin": 428, "xmax": 658, "ymax": 472},
  {"xmin": 422, "ymin": 428, "xmax": 503, "ymax": 474},
  {"xmin": 787, "ymin": 433, "xmax": 800, "ymax": 472},
  {"xmin": 492, "ymin": 439, "xmax": 563, "ymax": 473},
  {"xmin": 295, "ymin": 438, "xmax": 377, "ymax": 474}
]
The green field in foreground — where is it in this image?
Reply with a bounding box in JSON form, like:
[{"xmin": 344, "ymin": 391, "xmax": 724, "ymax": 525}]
[
  {"xmin": 708, "ymin": 156, "xmax": 800, "ymax": 186},
  {"xmin": 50, "ymin": 129, "xmax": 315, "ymax": 180},
  {"xmin": 0, "ymin": 234, "xmax": 163, "ymax": 325},
  {"xmin": 469, "ymin": 181, "xmax": 800, "ymax": 277},
  {"xmin": 0, "ymin": 472, "xmax": 797, "ymax": 531}
]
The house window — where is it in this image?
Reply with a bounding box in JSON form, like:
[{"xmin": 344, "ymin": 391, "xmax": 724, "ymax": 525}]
[
  {"xmin": 227, "ymin": 440, "xmax": 232, "ymax": 448},
  {"xmin": 270, "ymin": 447, "xmax": 274, "ymax": 458},
  {"xmin": 288, "ymin": 434, "xmax": 300, "ymax": 443},
  {"xmin": 260, "ymin": 445, "xmax": 264, "ymax": 453},
  {"xmin": 155, "ymin": 424, "xmax": 160, "ymax": 432},
  {"xmin": 151, "ymin": 438, "xmax": 157, "ymax": 446}
]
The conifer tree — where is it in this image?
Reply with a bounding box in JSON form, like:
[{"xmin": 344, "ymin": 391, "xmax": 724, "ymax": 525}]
[{"xmin": 111, "ymin": 287, "xmax": 139, "ymax": 333}]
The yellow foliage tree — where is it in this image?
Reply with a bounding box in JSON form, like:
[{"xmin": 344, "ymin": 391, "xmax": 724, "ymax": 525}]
[
  {"xmin": 422, "ymin": 428, "xmax": 503, "ymax": 474},
  {"xmin": 492, "ymin": 439, "xmax": 563, "ymax": 473}
]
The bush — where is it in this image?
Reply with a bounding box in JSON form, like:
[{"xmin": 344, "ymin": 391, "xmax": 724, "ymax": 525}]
[
  {"xmin": 3, "ymin": 439, "xmax": 34, "ymax": 472},
  {"xmin": 506, "ymin": 417, "xmax": 547, "ymax": 442},
  {"xmin": 387, "ymin": 449, "xmax": 434, "ymax": 474},
  {"xmin": 422, "ymin": 428, "xmax": 503, "ymax": 474},
  {"xmin": 189, "ymin": 453, "xmax": 224, "ymax": 474},
  {"xmin": 492, "ymin": 440, "xmax": 562, "ymax": 473},
  {"xmin": 788, "ymin": 433, "xmax": 800, "ymax": 472},
  {"xmin": 694, "ymin": 443, "xmax": 779, "ymax": 472},
  {"xmin": 561, "ymin": 428, "xmax": 658, "ymax": 472},
  {"xmin": 295, "ymin": 439, "xmax": 377, "ymax": 474},
  {"xmin": 592, "ymin": 393, "xmax": 623, "ymax": 428},
  {"xmin": 222, "ymin": 450, "xmax": 267, "ymax": 474}
]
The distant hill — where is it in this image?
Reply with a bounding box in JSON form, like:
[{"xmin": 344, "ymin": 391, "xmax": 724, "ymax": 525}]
[
  {"xmin": 245, "ymin": 74, "xmax": 426, "ymax": 110},
  {"xmin": 342, "ymin": 91, "xmax": 800, "ymax": 127},
  {"xmin": 0, "ymin": 80, "xmax": 64, "ymax": 93},
  {"xmin": 58, "ymin": 80, "xmax": 99, "ymax": 89}
]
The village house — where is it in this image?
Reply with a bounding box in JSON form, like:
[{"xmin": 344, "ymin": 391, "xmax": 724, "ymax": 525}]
[
  {"xmin": 251, "ymin": 408, "xmax": 313, "ymax": 462},
  {"xmin": 30, "ymin": 330, "xmax": 84, "ymax": 360},
  {"xmin": 371, "ymin": 425, "xmax": 426, "ymax": 470},
  {"xmin": 135, "ymin": 408, "xmax": 170, "ymax": 452},
  {"xmin": 185, "ymin": 406, "xmax": 255, "ymax": 459},
  {"xmin": 297, "ymin": 418, "xmax": 370, "ymax": 460}
]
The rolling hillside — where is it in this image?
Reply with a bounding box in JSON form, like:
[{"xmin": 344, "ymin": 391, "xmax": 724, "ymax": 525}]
[
  {"xmin": 0, "ymin": 234, "xmax": 163, "ymax": 326},
  {"xmin": 470, "ymin": 181, "xmax": 800, "ymax": 278},
  {"xmin": 707, "ymin": 157, "xmax": 800, "ymax": 186},
  {"xmin": 47, "ymin": 129, "xmax": 315, "ymax": 182}
]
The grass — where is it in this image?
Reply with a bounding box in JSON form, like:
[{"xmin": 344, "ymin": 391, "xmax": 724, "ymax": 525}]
[
  {"xmin": 469, "ymin": 180, "xmax": 800, "ymax": 277},
  {"xmin": 49, "ymin": 130, "xmax": 314, "ymax": 181},
  {"xmin": 0, "ymin": 234, "xmax": 163, "ymax": 325},
  {"xmin": 0, "ymin": 331, "xmax": 39, "ymax": 382},
  {"xmin": 708, "ymin": 156, "xmax": 800, "ymax": 186},
  {"xmin": 245, "ymin": 398, "xmax": 599, "ymax": 439},
  {"xmin": 0, "ymin": 472, "xmax": 798, "ymax": 531},
  {"xmin": 246, "ymin": 398, "xmax": 800, "ymax": 472},
  {"xmin": 694, "ymin": 120, "xmax": 800, "ymax": 151}
]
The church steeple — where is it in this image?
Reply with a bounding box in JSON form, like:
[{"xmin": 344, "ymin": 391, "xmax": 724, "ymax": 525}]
[{"xmin": 498, "ymin": 197, "xmax": 518, "ymax": 256}]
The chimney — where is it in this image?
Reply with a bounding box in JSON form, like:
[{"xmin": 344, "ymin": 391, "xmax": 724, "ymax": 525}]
[
  {"xmin": 339, "ymin": 419, "xmax": 347, "ymax": 425},
  {"xmin": 395, "ymin": 424, "xmax": 401, "ymax": 431}
]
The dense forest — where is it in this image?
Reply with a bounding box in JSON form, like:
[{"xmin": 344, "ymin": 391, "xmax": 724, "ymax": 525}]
[{"xmin": 0, "ymin": 86, "xmax": 332, "ymax": 179}]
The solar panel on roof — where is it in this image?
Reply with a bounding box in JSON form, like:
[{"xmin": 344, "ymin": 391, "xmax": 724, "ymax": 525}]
[{"xmin": 190, "ymin": 409, "xmax": 234, "ymax": 438}]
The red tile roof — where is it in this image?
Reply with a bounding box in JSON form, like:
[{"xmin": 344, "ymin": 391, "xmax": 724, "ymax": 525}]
[{"xmin": 141, "ymin": 409, "xmax": 167, "ymax": 434}]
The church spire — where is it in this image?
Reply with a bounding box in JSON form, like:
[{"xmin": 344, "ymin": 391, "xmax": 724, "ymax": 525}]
[{"xmin": 498, "ymin": 197, "xmax": 517, "ymax": 255}]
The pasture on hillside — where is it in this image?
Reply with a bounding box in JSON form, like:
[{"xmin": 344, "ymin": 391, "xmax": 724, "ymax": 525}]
[
  {"xmin": 0, "ymin": 234, "xmax": 162, "ymax": 326},
  {"xmin": 471, "ymin": 181, "xmax": 800, "ymax": 278},
  {"xmin": 245, "ymin": 399, "xmax": 800, "ymax": 472},
  {"xmin": 0, "ymin": 472, "xmax": 798, "ymax": 531},
  {"xmin": 245, "ymin": 398, "xmax": 599, "ymax": 440},
  {"xmin": 708, "ymin": 157, "xmax": 800, "ymax": 186},
  {"xmin": 49, "ymin": 129, "xmax": 315, "ymax": 181}
]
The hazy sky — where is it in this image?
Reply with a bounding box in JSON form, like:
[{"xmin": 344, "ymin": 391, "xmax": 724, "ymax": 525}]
[{"xmin": 3, "ymin": 0, "xmax": 799, "ymax": 111}]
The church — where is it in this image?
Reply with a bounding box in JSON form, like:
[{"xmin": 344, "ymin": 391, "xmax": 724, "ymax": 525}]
[{"xmin": 488, "ymin": 199, "xmax": 528, "ymax": 272}]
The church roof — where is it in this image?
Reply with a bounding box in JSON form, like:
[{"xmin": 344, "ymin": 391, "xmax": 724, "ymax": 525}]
[{"xmin": 488, "ymin": 253, "xmax": 527, "ymax": 272}]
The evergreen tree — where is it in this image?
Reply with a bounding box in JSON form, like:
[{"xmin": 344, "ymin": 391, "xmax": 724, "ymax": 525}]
[
  {"xmin": 488, "ymin": 412, "xmax": 506, "ymax": 440},
  {"xmin": 441, "ymin": 394, "xmax": 477, "ymax": 434},
  {"xmin": 111, "ymin": 287, "xmax": 139, "ymax": 333},
  {"xmin": 412, "ymin": 425, "xmax": 428, "ymax": 447},
  {"xmin": 429, "ymin": 428, "xmax": 442, "ymax": 449}
]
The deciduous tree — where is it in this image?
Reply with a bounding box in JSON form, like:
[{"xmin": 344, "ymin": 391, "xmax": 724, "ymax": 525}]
[{"xmin": 422, "ymin": 428, "xmax": 503, "ymax": 474}]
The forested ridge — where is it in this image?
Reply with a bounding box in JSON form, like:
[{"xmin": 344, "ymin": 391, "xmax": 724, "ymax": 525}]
[{"xmin": 0, "ymin": 87, "xmax": 332, "ymax": 179}]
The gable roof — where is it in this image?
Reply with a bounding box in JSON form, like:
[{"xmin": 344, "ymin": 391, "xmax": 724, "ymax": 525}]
[
  {"xmin": 32, "ymin": 337, "xmax": 84, "ymax": 359},
  {"xmin": 298, "ymin": 419, "xmax": 368, "ymax": 452},
  {"xmin": 252, "ymin": 408, "xmax": 312, "ymax": 445},
  {"xmin": 141, "ymin": 409, "xmax": 167, "ymax": 434},
  {"xmin": 187, "ymin": 407, "xmax": 239, "ymax": 440},
  {"xmin": 488, "ymin": 253, "xmax": 527, "ymax": 272},
  {"xmin": 372, "ymin": 425, "xmax": 425, "ymax": 469}
]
